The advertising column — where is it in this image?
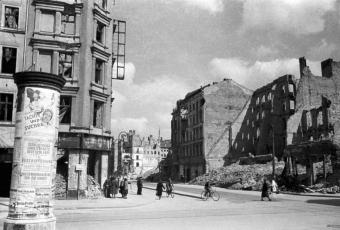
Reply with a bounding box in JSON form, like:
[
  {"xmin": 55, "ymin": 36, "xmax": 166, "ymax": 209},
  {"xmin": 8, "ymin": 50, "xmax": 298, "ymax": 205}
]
[{"xmin": 4, "ymin": 72, "xmax": 65, "ymax": 230}]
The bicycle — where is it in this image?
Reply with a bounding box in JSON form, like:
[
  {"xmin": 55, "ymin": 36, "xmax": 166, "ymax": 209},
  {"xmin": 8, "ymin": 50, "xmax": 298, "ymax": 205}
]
[
  {"xmin": 201, "ymin": 188, "xmax": 220, "ymax": 201},
  {"xmin": 165, "ymin": 188, "xmax": 175, "ymax": 198}
]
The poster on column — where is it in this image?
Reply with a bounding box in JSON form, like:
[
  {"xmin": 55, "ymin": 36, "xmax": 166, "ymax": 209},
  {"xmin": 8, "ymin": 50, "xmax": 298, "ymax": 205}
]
[
  {"xmin": 23, "ymin": 87, "xmax": 59, "ymax": 138},
  {"xmin": 19, "ymin": 87, "xmax": 59, "ymax": 187}
]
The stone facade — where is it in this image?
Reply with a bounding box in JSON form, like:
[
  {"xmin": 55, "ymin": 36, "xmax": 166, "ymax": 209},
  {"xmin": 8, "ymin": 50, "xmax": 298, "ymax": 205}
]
[
  {"xmin": 171, "ymin": 79, "xmax": 252, "ymax": 181},
  {"xmin": 0, "ymin": 0, "xmax": 124, "ymax": 198},
  {"xmin": 0, "ymin": 0, "xmax": 30, "ymax": 197}
]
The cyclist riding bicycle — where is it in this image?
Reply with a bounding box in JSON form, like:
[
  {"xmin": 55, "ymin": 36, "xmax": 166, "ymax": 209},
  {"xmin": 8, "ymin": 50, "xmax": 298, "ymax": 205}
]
[{"xmin": 204, "ymin": 181, "xmax": 212, "ymax": 197}]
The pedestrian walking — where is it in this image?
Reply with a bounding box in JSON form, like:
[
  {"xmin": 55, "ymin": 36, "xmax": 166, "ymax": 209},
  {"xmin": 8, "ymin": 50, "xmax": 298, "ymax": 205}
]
[
  {"xmin": 137, "ymin": 177, "xmax": 143, "ymax": 195},
  {"xmin": 103, "ymin": 178, "xmax": 110, "ymax": 198},
  {"xmin": 119, "ymin": 176, "xmax": 124, "ymax": 198},
  {"xmin": 156, "ymin": 180, "xmax": 165, "ymax": 200},
  {"xmin": 261, "ymin": 178, "xmax": 271, "ymax": 201},
  {"xmin": 123, "ymin": 177, "xmax": 129, "ymax": 199},
  {"xmin": 165, "ymin": 178, "xmax": 173, "ymax": 196},
  {"xmin": 271, "ymin": 177, "xmax": 279, "ymax": 194},
  {"xmin": 110, "ymin": 177, "xmax": 119, "ymax": 198}
]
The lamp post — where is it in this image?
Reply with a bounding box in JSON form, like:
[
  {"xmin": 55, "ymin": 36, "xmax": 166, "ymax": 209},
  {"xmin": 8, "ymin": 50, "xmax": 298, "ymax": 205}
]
[{"xmin": 4, "ymin": 72, "xmax": 65, "ymax": 230}]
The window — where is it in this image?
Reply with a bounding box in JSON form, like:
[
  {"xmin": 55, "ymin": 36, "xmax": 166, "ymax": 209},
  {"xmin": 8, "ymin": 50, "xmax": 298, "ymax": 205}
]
[
  {"xmin": 59, "ymin": 53, "xmax": 73, "ymax": 78},
  {"xmin": 61, "ymin": 14, "xmax": 75, "ymax": 34},
  {"xmin": 96, "ymin": 21, "xmax": 105, "ymax": 43},
  {"xmin": 59, "ymin": 96, "xmax": 72, "ymax": 124},
  {"xmin": 282, "ymin": 101, "xmax": 286, "ymax": 112},
  {"xmin": 1, "ymin": 47, "xmax": 17, "ymax": 74},
  {"xmin": 95, "ymin": 59, "xmax": 104, "ymax": 84},
  {"xmin": 101, "ymin": 0, "xmax": 107, "ymax": 9},
  {"xmin": 38, "ymin": 50, "xmax": 52, "ymax": 73},
  {"xmin": 93, "ymin": 100, "xmax": 104, "ymax": 128},
  {"xmin": 290, "ymin": 100, "xmax": 295, "ymax": 110},
  {"xmin": 4, "ymin": 6, "xmax": 18, "ymax": 29},
  {"xmin": 40, "ymin": 11, "xmax": 55, "ymax": 33},
  {"xmin": 0, "ymin": 94, "xmax": 13, "ymax": 122},
  {"xmin": 136, "ymin": 162, "xmax": 139, "ymax": 167},
  {"xmin": 136, "ymin": 155, "xmax": 139, "ymax": 160}
]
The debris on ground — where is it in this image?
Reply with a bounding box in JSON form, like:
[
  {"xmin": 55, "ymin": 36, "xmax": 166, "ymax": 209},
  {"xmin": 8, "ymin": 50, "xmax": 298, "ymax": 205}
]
[
  {"xmin": 189, "ymin": 161, "xmax": 285, "ymax": 191},
  {"xmin": 54, "ymin": 174, "xmax": 104, "ymax": 199},
  {"xmin": 189, "ymin": 160, "xmax": 340, "ymax": 194},
  {"xmin": 86, "ymin": 175, "xmax": 103, "ymax": 199}
]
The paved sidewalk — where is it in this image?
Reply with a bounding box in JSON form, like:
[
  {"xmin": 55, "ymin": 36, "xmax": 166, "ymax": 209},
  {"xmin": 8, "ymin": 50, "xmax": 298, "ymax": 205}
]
[{"xmin": 0, "ymin": 189, "xmax": 156, "ymax": 215}]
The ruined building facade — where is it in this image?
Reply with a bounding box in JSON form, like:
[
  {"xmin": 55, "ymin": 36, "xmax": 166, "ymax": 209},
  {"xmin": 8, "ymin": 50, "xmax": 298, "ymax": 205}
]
[
  {"xmin": 171, "ymin": 79, "xmax": 252, "ymax": 181},
  {"xmin": 0, "ymin": 0, "xmax": 126, "ymax": 198},
  {"xmin": 226, "ymin": 75, "xmax": 296, "ymax": 164},
  {"xmin": 285, "ymin": 58, "xmax": 340, "ymax": 185},
  {"xmin": 120, "ymin": 130, "xmax": 169, "ymax": 178}
]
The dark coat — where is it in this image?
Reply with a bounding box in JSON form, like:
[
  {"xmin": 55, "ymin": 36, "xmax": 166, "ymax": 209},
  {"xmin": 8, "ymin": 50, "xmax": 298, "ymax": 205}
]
[
  {"xmin": 156, "ymin": 182, "xmax": 165, "ymax": 196},
  {"xmin": 110, "ymin": 178, "xmax": 119, "ymax": 195},
  {"xmin": 261, "ymin": 180, "xmax": 270, "ymax": 198}
]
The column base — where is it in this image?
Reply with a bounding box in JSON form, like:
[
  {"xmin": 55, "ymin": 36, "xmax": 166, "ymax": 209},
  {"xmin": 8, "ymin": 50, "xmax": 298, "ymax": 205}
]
[
  {"xmin": 67, "ymin": 189, "xmax": 86, "ymax": 199},
  {"xmin": 4, "ymin": 217, "xmax": 56, "ymax": 230}
]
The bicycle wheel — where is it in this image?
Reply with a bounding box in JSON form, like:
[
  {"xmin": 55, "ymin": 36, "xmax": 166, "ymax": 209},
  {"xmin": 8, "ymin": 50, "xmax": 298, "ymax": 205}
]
[
  {"xmin": 212, "ymin": 191, "xmax": 220, "ymax": 201},
  {"xmin": 201, "ymin": 191, "xmax": 208, "ymax": 200}
]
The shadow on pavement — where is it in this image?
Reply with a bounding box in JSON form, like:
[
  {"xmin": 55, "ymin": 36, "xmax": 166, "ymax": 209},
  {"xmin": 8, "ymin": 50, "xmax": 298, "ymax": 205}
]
[{"xmin": 306, "ymin": 199, "xmax": 340, "ymax": 207}]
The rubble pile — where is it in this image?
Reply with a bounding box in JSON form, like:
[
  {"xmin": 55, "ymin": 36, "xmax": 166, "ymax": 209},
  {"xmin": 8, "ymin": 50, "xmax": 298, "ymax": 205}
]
[
  {"xmin": 86, "ymin": 175, "xmax": 103, "ymax": 199},
  {"xmin": 190, "ymin": 161, "xmax": 285, "ymax": 191},
  {"xmin": 308, "ymin": 184, "xmax": 340, "ymax": 194},
  {"xmin": 55, "ymin": 173, "xmax": 67, "ymax": 199},
  {"xmin": 54, "ymin": 174, "xmax": 104, "ymax": 199}
]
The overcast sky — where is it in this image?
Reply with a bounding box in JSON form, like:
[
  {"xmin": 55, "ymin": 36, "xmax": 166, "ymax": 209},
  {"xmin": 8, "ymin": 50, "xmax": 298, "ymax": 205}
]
[{"xmin": 111, "ymin": 0, "xmax": 340, "ymax": 139}]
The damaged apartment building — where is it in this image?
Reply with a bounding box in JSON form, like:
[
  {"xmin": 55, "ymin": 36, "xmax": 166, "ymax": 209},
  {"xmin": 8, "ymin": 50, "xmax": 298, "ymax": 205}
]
[
  {"xmin": 285, "ymin": 58, "xmax": 340, "ymax": 185},
  {"xmin": 226, "ymin": 74, "xmax": 296, "ymax": 165},
  {"xmin": 171, "ymin": 79, "xmax": 252, "ymax": 181},
  {"xmin": 171, "ymin": 57, "xmax": 340, "ymax": 185},
  {"xmin": 0, "ymin": 0, "xmax": 126, "ymax": 198}
]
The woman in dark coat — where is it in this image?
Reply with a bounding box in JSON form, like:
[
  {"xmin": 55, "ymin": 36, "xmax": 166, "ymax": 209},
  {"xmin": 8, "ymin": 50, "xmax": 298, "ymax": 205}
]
[
  {"xmin": 261, "ymin": 178, "xmax": 271, "ymax": 201},
  {"xmin": 110, "ymin": 177, "xmax": 119, "ymax": 198},
  {"xmin": 137, "ymin": 177, "xmax": 143, "ymax": 195},
  {"xmin": 123, "ymin": 178, "xmax": 129, "ymax": 199},
  {"xmin": 156, "ymin": 181, "xmax": 165, "ymax": 200},
  {"xmin": 103, "ymin": 178, "xmax": 110, "ymax": 198}
]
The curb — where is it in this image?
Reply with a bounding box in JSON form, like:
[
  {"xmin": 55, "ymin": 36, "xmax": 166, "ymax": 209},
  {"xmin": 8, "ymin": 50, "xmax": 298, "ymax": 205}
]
[
  {"xmin": 143, "ymin": 186, "xmax": 201, "ymax": 199},
  {"xmin": 279, "ymin": 191, "xmax": 340, "ymax": 198},
  {"xmin": 171, "ymin": 184, "xmax": 340, "ymax": 199}
]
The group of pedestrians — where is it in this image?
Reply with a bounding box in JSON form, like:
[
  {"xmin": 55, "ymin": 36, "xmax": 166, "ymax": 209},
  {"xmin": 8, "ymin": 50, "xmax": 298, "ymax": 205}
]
[
  {"xmin": 103, "ymin": 176, "xmax": 129, "ymax": 199},
  {"xmin": 156, "ymin": 178, "xmax": 174, "ymax": 199}
]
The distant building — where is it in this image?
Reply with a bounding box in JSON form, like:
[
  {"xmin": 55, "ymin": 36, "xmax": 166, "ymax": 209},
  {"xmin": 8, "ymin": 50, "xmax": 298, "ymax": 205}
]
[
  {"xmin": 171, "ymin": 79, "xmax": 252, "ymax": 181},
  {"xmin": 121, "ymin": 130, "xmax": 170, "ymax": 177},
  {"xmin": 227, "ymin": 74, "xmax": 296, "ymax": 164}
]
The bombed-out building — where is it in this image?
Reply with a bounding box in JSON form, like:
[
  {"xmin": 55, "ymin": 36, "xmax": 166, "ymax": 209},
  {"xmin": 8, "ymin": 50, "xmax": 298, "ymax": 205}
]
[
  {"xmin": 226, "ymin": 74, "xmax": 296, "ymax": 164},
  {"xmin": 285, "ymin": 58, "xmax": 340, "ymax": 185},
  {"xmin": 171, "ymin": 79, "xmax": 252, "ymax": 181}
]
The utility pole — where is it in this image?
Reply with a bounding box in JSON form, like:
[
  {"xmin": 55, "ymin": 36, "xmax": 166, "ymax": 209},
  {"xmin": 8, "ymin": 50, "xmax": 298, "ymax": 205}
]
[{"xmin": 272, "ymin": 130, "xmax": 275, "ymax": 178}]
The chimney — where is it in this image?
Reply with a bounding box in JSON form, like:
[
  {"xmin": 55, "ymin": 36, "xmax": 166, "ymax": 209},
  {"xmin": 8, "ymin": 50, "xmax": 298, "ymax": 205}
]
[
  {"xmin": 321, "ymin": 58, "xmax": 333, "ymax": 78},
  {"xmin": 299, "ymin": 57, "xmax": 306, "ymax": 78}
]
